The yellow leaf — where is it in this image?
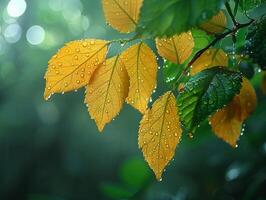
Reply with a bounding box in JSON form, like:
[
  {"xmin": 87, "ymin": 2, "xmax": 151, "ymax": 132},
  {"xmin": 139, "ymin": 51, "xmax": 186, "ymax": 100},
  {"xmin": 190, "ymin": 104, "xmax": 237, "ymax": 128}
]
[
  {"xmin": 190, "ymin": 48, "xmax": 228, "ymax": 76},
  {"xmin": 121, "ymin": 42, "xmax": 157, "ymax": 113},
  {"xmin": 200, "ymin": 11, "xmax": 227, "ymax": 34},
  {"xmin": 138, "ymin": 91, "xmax": 182, "ymax": 180},
  {"xmin": 102, "ymin": 0, "xmax": 143, "ymax": 33},
  {"xmin": 236, "ymin": 78, "xmax": 257, "ymax": 122},
  {"xmin": 44, "ymin": 39, "xmax": 108, "ymax": 100},
  {"xmin": 155, "ymin": 31, "xmax": 194, "ymax": 64},
  {"xmin": 261, "ymin": 72, "xmax": 266, "ymax": 95},
  {"xmin": 85, "ymin": 55, "xmax": 129, "ymax": 132},
  {"xmin": 210, "ymin": 78, "xmax": 257, "ymax": 147}
]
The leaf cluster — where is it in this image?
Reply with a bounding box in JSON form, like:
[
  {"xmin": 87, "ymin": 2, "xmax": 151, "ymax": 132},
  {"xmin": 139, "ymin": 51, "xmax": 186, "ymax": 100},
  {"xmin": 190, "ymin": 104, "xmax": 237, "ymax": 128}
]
[{"xmin": 43, "ymin": 0, "xmax": 266, "ymax": 180}]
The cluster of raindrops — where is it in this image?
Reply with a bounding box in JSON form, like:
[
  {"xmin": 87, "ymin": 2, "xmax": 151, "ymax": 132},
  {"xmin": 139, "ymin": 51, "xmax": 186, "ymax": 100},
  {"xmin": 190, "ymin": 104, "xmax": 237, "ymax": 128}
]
[{"xmin": 44, "ymin": 40, "xmax": 107, "ymax": 100}]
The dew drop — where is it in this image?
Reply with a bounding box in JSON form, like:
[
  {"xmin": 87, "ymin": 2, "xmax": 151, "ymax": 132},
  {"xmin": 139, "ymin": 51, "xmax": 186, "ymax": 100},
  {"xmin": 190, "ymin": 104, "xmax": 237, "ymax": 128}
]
[{"xmin": 82, "ymin": 42, "xmax": 88, "ymax": 47}]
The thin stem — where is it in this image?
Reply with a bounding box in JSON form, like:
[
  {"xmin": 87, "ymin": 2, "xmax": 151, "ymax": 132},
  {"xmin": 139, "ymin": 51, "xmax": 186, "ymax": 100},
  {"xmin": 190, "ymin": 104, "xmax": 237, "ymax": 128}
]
[
  {"xmin": 175, "ymin": 19, "xmax": 255, "ymax": 87},
  {"xmin": 225, "ymin": 2, "xmax": 239, "ymax": 26},
  {"xmin": 109, "ymin": 35, "xmax": 139, "ymax": 44},
  {"xmin": 233, "ymin": 0, "xmax": 240, "ymax": 16}
]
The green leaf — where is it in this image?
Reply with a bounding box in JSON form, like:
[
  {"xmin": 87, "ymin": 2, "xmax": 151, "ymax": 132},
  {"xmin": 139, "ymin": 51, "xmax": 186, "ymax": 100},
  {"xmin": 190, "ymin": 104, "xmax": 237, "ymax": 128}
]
[
  {"xmin": 163, "ymin": 61, "xmax": 184, "ymax": 85},
  {"xmin": 177, "ymin": 67, "xmax": 242, "ymax": 133},
  {"xmin": 239, "ymin": 0, "xmax": 266, "ymax": 11},
  {"xmin": 100, "ymin": 183, "xmax": 133, "ymax": 199},
  {"xmin": 119, "ymin": 158, "xmax": 152, "ymax": 190},
  {"xmin": 137, "ymin": 0, "xmax": 225, "ymax": 37}
]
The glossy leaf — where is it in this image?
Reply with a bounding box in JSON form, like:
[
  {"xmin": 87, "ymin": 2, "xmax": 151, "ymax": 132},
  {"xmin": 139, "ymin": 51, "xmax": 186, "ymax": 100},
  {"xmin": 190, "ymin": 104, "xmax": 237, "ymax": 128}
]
[
  {"xmin": 239, "ymin": 0, "xmax": 266, "ymax": 11},
  {"xmin": 190, "ymin": 48, "xmax": 228, "ymax": 76},
  {"xmin": 177, "ymin": 67, "xmax": 242, "ymax": 133},
  {"xmin": 137, "ymin": 0, "xmax": 224, "ymax": 37},
  {"xmin": 85, "ymin": 55, "xmax": 129, "ymax": 132},
  {"xmin": 156, "ymin": 31, "xmax": 194, "ymax": 64},
  {"xmin": 200, "ymin": 11, "xmax": 227, "ymax": 34},
  {"xmin": 210, "ymin": 78, "xmax": 257, "ymax": 147},
  {"xmin": 102, "ymin": 0, "xmax": 143, "ymax": 33},
  {"xmin": 121, "ymin": 42, "xmax": 157, "ymax": 113},
  {"xmin": 138, "ymin": 92, "xmax": 182, "ymax": 180},
  {"xmin": 44, "ymin": 39, "xmax": 108, "ymax": 100}
]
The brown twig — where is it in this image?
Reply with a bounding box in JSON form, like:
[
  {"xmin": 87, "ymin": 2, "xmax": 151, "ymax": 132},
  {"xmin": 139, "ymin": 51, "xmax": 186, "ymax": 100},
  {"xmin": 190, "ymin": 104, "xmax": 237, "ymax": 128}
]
[{"xmin": 176, "ymin": 19, "xmax": 255, "ymax": 85}]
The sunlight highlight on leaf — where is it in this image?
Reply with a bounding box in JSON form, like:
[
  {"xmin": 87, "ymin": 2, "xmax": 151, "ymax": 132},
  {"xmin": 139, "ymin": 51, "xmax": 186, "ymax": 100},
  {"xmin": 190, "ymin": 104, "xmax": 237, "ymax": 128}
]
[
  {"xmin": 121, "ymin": 42, "xmax": 157, "ymax": 113},
  {"xmin": 210, "ymin": 78, "xmax": 257, "ymax": 147},
  {"xmin": 200, "ymin": 11, "xmax": 227, "ymax": 34},
  {"xmin": 44, "ymin": 39, "xmax": 108, "ymax": 100},
  {"xmin": 102, "ymin": 0, "xmax": 144, "ymax": 33},
  {"xmin": 190, "ymin": 48, "xmax": 228, "ymax": 76},
  {"xmin": 138, "ymin": 91, "xmax": 182, "ymax": 180},
  {"xmin": 85, "ymin": 55, "xmax": 129, "ymax": 132},
  {"xmin": 156, "ymin": 31, "xmax": 194, "ymax": 64}
]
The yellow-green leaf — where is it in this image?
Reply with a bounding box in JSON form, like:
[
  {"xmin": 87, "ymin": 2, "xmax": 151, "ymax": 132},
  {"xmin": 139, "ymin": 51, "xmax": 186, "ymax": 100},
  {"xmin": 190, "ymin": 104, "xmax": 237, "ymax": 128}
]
[
  {"xmin": 44, "ymin": 39, "xmax": 108, "ymax": 100},
  {"xmin": 155, "ymin": 31, "xmax": 194, "ymax": 64},
  {"xmin": 85, "ymin": 55, "xmax": 129, "ymax": 132},
  {"xmin": 102, "ymin": 0, "xmax": 143, "ymax": 33},
  {"xmin": 200, "ymin": 11, "xmax": 227, "ymax": 34},
  {"xmin": 190, "ymin": 48, "xmax": 228, "ymax": 76},
  {"xmin": 121, "ymin": 42, "xmax": 157, "ymax": 113},
  {"xmin": 138, "ymin": 91, "xmax": 182, "ymax": 180},
  {"xmin": 210, "ymin": 78, "xmax": 257, "ymax": 147}
]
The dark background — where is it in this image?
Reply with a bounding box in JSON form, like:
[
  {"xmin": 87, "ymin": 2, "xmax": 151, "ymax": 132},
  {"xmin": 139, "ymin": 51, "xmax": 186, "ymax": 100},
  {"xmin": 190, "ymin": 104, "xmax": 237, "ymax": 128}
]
[{"xmin": 0, "ymin": 0, "xmax": 266, "ymax": 199}]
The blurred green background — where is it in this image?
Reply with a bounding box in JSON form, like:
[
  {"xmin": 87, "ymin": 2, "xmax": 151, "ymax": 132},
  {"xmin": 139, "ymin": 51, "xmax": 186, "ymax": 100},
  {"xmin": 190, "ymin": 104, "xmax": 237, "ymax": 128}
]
[{"xmin": 0, "ymin": 0, "xmax": 266, "ymax": 200}]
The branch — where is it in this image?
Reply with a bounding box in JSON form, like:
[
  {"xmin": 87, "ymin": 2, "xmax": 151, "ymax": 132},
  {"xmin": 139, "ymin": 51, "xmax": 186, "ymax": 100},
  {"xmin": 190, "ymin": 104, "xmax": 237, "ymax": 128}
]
[
  {"xmin": 225, "ymin": 2, "xmax": 239, "ymax": 26},
  {"xmin": 176, "ymin": 19, "xmax": 255, "ymax": 84}
]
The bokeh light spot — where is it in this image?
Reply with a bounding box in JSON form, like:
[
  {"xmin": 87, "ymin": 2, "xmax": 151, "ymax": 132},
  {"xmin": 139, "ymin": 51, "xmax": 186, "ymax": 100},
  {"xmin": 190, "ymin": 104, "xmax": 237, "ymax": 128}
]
[
  {"xmin": 7, "ymin": 0, "xmax": 27, "ymax": 18},
  {"xmin": 26, "ymin": 25, "xmax": 45, "ymax": 45},
  {"xmin": 4, "ymin": 23, "xmax": 22, "ymax": 43}
]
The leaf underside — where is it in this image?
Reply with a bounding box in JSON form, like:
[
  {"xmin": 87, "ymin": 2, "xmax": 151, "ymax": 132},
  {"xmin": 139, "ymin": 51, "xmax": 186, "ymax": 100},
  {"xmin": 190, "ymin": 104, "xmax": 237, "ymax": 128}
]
[{"xmin": 137, "ymin": 0, "xmax": 225, "ymax": 37}]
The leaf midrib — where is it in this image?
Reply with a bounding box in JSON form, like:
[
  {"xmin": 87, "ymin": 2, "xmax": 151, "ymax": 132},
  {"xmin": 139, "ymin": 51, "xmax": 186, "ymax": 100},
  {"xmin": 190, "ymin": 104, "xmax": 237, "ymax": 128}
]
[
  {"xmin": 112, "ymin": 0, "xmax": 137, "ymax": 26},
  {"xmin": 100, "ymin": 55, "xmax": 120, "ymax": 123}
]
